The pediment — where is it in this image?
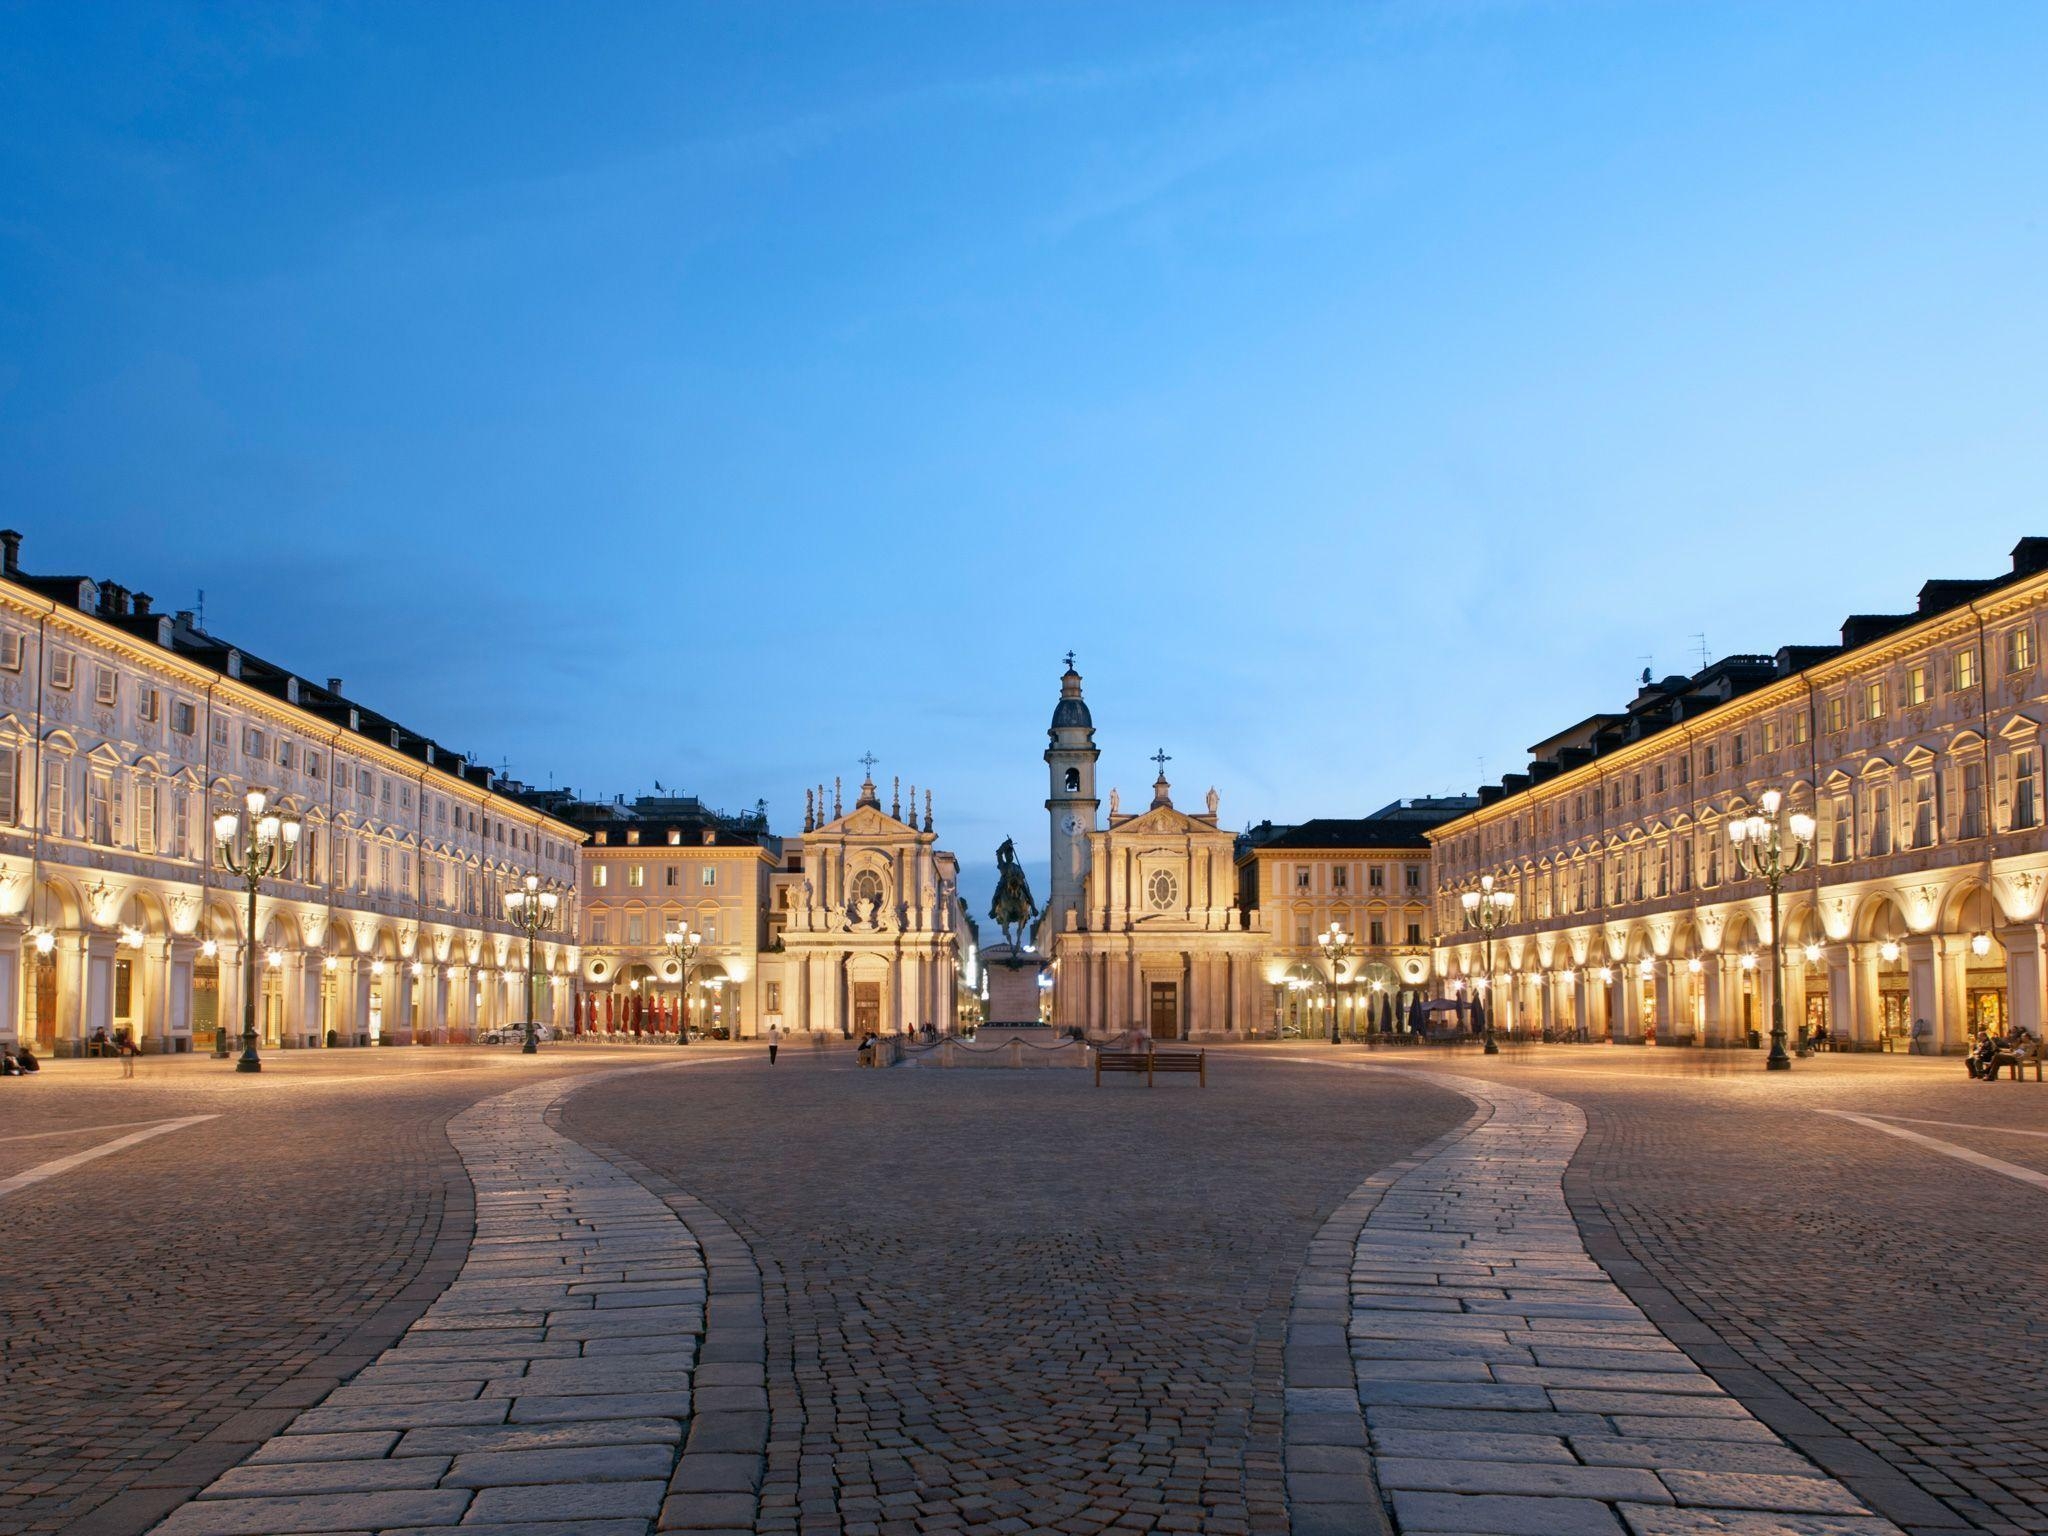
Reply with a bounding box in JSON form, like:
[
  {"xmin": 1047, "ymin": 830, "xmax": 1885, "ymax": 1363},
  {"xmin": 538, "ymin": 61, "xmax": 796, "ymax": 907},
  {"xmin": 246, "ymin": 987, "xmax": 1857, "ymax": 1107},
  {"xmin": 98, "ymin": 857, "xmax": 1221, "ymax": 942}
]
[
  {"xmin": 1106, "ymin": 804, "xmax": 1213, "ymax": 840},
  {"xmin": 820, "ymin": 805, "xmax": 919, "ymax": 840}
]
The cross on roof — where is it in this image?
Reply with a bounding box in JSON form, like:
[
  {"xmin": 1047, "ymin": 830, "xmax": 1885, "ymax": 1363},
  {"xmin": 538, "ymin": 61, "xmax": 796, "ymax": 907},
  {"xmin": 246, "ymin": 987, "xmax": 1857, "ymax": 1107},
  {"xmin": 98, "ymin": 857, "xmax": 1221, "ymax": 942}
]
[
  {"xmin": 1151, "ymin": 748, "xmax": 1171, "ymax": 775},
  {"xmin": 1063, "ymin": 650, "xmax": 1075, "ymax": 670},
  {"xmin": 859, "ymin": 751, "xmax": 878, "ymax": 776}
]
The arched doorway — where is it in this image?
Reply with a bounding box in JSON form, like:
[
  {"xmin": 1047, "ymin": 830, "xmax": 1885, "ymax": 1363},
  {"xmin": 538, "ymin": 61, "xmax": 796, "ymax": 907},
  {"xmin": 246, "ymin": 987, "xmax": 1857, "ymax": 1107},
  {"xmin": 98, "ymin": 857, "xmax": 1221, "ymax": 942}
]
[{"xmin": 1951, "ymin": 886, "xmax": 2009, "ymax": 1034}]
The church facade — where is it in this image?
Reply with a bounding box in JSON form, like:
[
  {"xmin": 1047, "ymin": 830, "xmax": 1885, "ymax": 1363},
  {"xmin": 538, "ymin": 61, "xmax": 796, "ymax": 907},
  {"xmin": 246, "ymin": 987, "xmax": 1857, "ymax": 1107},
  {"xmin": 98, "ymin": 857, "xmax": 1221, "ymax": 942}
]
[
  {"xmin": 767, "ymin": 767, "xmax": 963, "ymax": 1037},
  {"xmin": 1036, "ymin": 662, "xmax": 1267, "ymax": 1039}
]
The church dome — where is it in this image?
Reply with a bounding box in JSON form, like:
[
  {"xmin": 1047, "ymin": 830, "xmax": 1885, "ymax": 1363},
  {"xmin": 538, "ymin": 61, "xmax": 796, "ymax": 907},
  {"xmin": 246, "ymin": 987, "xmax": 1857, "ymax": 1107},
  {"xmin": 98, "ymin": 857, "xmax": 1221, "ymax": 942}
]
[{"xmin": 1050, "ymin": 662, "xmax": 1092, "ymax": 730}]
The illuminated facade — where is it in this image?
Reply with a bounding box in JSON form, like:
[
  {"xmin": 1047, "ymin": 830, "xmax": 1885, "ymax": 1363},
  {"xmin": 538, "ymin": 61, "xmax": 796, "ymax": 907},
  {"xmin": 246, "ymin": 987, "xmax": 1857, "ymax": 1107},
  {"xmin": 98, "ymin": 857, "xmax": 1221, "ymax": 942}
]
[
  {"xmin": 1, "ymin": 532, "xmax": 581, "ymax": 1056},
  {"xmin": 1429, "ymin": 538, "xmax": 2048, "ymax": 1052}
]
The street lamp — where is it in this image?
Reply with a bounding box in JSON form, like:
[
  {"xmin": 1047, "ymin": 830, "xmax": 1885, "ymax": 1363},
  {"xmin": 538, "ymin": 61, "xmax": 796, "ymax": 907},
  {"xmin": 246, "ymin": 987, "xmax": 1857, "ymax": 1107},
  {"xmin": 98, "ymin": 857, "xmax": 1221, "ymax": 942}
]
[
  {"xmin": 663, "ymin": 924, "xmax": 703, "ymax": 1045},
  {"xmin": 1316, "ymin": 922, "xmax": 1354, "ymax": 1044},
  {"xmin": 1460, "ymin": 874, "xmax": 1515, "ymax": 1054},
  {"xmin": 215, "ymin": 789, "xmax": 301, "ymax": 1073},
  {"xmin": 1728, "ymin": 787, "xmax": 1817, "ymax": 1071},
  {"xmin": 502, "ymin": 873, "xmax": 561, "ymax": 1055}
]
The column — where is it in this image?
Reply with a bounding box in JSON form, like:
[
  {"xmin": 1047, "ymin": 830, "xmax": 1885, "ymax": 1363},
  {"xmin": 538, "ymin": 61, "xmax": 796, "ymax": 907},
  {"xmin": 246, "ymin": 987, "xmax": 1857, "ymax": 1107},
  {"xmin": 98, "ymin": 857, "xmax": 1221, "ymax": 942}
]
[
  {"xmin": 1701, "ymin": 957, "xmax": 1727, "ymax": 1047},
  {"xmin": 1827, "ymin": 944, "xmax": 1857, "ymax": 1048},
  {"xmin": 1620, "ymin": 969, "xmax": 1643, "ymax": 1043},
  {"xmin": 1652, "ymin": 965, "xmax": 1672, "ymax": 1044},
  {"xmin": 0, "ymin": 924, "xmax": 20, "ymax": 1048},
  {"xmin": 1570, "ymin": 972, "xmax": 1588, "ymax": 1040},
  {"xmin": 291, "ymin": 953, "xmax": 321, "ymax": 1047},
  {"xmin": 1852, "ymin": 942, "xmax": 1883, "ymax": 1048},
  {"xmin": 2002, "ymin": 924, "xmax": 2043, "ymax": 1042},
  {"xmin": 1905, "ymin": 935, "xmax": 1957, "ymax": 1053},
  {"xmin": 1934, "ymin": 935, "xmax": 1968, "ymax": 1053},
  {"xmin": 219, "ymin": 949, "xmax": 246, "ymax": 1054},
  {"xmin": 142, "ymin": 937, "xmax": 175, "ymax": 1052}
]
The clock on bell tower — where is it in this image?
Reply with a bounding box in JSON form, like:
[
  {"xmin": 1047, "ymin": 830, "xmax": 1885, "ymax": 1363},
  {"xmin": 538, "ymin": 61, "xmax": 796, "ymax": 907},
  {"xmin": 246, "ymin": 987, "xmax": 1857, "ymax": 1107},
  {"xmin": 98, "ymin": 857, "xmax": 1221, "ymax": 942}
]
[{"xmin": 1044, "ymin": 653, "xmax": 1100, "ymax": 940}]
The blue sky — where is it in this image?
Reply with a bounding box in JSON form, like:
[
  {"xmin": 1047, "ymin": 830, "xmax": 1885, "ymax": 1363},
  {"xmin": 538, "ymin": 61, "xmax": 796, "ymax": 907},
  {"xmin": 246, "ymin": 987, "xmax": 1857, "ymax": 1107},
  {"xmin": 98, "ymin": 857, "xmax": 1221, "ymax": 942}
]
[{"xmin": 4, "ymin": 2, "xmax": 2046, "ymax": 913}]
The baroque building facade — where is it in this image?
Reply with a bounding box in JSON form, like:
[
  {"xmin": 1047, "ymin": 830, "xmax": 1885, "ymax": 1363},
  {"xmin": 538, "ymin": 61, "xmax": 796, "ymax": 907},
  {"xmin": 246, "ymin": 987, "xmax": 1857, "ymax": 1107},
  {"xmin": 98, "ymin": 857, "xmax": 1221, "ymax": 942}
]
[
  {"xmin": 1236, "ymin": 802, "xmax": 1470, "ymax": 1037},
  {"xmin": 1037, "ymin": 664, "xmax": 1265, "ymax": 1039},
  {"xmin": 0, "ymin": 532, "xmax": 582, "ymax": 1056},
  {"xmin": 1428, "ymin": 538, "xmax": 2048, "ymax": 1053}
]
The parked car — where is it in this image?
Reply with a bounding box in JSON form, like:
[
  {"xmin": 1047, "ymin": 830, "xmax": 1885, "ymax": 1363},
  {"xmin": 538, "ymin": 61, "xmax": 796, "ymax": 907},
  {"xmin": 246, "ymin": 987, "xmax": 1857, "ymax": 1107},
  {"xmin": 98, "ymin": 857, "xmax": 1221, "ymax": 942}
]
[{"xmin": 482, "ymin": 1024, "xmax": 556, "ymax": 1045}]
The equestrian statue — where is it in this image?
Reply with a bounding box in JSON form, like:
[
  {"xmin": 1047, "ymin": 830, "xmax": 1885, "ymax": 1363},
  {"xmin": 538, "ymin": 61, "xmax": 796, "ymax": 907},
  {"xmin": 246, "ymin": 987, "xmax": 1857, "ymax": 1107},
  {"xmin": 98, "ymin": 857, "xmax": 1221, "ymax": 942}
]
[{"xmin": 988, "ymin": 837, "xmax": 1039, "ymax": 966}]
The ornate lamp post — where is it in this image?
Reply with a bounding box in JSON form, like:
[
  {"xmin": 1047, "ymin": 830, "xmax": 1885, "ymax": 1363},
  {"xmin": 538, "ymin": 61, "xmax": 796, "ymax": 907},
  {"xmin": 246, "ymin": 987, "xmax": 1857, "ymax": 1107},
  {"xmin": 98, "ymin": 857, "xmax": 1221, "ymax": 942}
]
[
  {"xmin": 503, "ymin": 873, "xmax": 561, "ymax": 1055},
  {"xmin": 1728, "ymin": 788, "xmax": 1817, "ymax": 1071},
  {"xmin": 1316, "ymin": 921, "xmax": 1354, "ymax": 1045},
  {"xmin": 214, "ymin": 789, "xmax": 301, "ymax": 1074},
  {"xmin": 663, "ymin": 924, "xmax": 703, "ymax": 1045},
  {"xmin": 1460, "ymin": 873, "xmax": 1515, "ymax": 1055}
]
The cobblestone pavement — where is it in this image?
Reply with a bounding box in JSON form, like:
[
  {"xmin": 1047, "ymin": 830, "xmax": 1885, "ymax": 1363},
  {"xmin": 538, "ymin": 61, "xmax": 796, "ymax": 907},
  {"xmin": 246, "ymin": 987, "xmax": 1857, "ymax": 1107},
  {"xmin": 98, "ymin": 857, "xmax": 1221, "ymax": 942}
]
[
  {"xmin": 1284, "ymin": 1058, "xmax": 1904, "ymax": 1536},
  {"xmin": 0, "ymin": 1046, "xmax": 701, "ymax": 1536},
  {"xmin": 148, "ymin": 1057, "xmax": 740, "ymax": 1536},
  {"xmin": 562, "ymin": 1051, "xmax": 1471, "ymax": 1536},
  {"xmin": 1332, "ymin": 1044, "xmax": 2048, "ymax": 1536}
]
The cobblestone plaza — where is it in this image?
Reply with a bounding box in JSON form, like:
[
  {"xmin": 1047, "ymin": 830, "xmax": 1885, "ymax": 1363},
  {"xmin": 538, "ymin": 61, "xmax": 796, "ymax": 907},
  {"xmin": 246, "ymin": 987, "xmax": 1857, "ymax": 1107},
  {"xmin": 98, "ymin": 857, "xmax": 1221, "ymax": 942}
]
[{"xmin": 3, "ymin": 1043, "xmax": 2042, "ymax": 1536}]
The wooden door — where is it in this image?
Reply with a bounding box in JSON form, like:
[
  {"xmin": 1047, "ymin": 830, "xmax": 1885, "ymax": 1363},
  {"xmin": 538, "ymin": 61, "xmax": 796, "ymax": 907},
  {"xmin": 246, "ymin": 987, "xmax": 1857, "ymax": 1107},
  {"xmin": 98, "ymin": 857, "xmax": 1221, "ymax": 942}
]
[
  {"xmin": 853, "ymin": 982, "xmax": 881, "ymax": 1036},
  {"xmin": 1149, "ymin": 981, "xmax": 1178, "ymax": 1040},
  {"xmin": 31, "ymin": 951, "xmax": 57, "ymax": 1049}
]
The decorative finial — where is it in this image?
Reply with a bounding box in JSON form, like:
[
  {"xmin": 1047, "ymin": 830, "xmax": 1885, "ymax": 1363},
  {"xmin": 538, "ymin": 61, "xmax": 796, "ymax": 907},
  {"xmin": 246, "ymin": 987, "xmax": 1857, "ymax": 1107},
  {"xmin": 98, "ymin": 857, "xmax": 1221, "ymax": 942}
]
[
  {"xmin": 924, "ymin": 788, "xmax": 933, "ymax": 832},
  {"xmin": 891, "ymin": 775, "xmax": 900, "ymax": 819},
  {"xmin": 834, "ymin": 777, "xmax": 842, "ymax": 817},
  {"xmin": 804, "ymin": 787, "xmax": 815, "ymax": 833},
  {"xmin": 1063, "ymin": 649, "xmax": 1076, "ymax": 671},
  {"xmin": 1151, "ymin": 747, "xmax": 1171, "ymax": 776},
  {"xmin": 860, "ymin": 750, "xmax": 878, "ymax": 777}
]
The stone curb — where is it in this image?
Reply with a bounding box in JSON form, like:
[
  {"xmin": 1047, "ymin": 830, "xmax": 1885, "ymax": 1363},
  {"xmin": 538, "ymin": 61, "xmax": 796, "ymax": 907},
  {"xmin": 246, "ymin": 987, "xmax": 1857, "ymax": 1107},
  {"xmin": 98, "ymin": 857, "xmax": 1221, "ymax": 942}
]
[
  {"xmin": 1274, "ymin": 1055, "xmax": 1495, "ymax": 1536},
  {"xmin": 550, "ymin": 1095, "xmax": 769, "ymax": 1534}
]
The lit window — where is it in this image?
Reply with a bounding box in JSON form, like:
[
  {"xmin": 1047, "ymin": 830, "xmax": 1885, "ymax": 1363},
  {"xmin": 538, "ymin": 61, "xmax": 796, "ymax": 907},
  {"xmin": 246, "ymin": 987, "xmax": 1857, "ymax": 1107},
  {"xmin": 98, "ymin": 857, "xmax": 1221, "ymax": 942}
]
[
  {"xmin": 628, "ymin": 865, "xmax": 645, "ymax": 888},
  {"xmin": 1146, "ymin": 869, "xmax": 1180, "ymax": 910},
  {"xmin": 1827, "ymin": 697, "xmax": 1848, "ymax": 733},
  {"xmin": 1905, "ymin": 665, "xmax": 1927, "ymax": 706},
  {"xmin": 2009, "ymin": 627, "xmax": 2035, "ymax": 672},
  {"xmin": 593, "ymin": 865, "xmax": 609, "ymax": 888},
  {"xmin": 1863, "ymin": 681, "xmax": 1884, "ymax": 720},
  {"xmin": 701, "ymin": 865, "xmax": 717, "ymax": 888},
  {"xmin": 1760, "ymin": 720, "xmax": 1778, "ymax": 753},
  {"xmin": 1955, "ymin": 646, "xmax": 1978, "ymax": 691}
]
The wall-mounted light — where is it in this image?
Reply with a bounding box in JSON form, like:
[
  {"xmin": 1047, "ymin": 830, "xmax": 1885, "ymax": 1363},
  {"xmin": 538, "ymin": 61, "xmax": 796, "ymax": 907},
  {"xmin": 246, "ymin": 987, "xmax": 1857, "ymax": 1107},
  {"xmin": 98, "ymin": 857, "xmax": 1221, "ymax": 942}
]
[
  {"xmin": 1686, "ymin": 956, "xmax": 1703, "ymax": 975},
  {"xmin": 200, "ymin": 938, "xmax": 218, "ymax": 959},
  {"xmin": 1803, "ymin": 942, "xmax": 1823, "ymax": 964},
  {"xmin": 1971, "ymin": 931, "xmax": 1992, "ymax": 958},
  {"xmin": 1739, "ymin": 951, "xmax": 1758, "ymax": 972},
  {"xmin": 1879, "ymin": 939, "xmax": 1901, "ymax": 964}
]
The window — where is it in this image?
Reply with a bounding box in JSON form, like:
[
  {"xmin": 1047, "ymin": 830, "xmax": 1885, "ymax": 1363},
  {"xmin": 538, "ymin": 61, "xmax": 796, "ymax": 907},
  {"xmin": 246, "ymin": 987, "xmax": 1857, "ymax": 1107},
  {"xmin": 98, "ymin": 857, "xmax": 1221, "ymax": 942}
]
[
  {"xmin": 701, "ymin": 866, "xmax": 717, "ymax": 888},
  {"xmin": 1730, "ymin": 733, "xmax": 1746, "ymax": 767},
  {"xmin": 0, "ymin": 631, "xmax": 20, "ymax": 671},
  {"xmin": 1295, "ymin": 867, "xmax": 1311, "ymax": 891},
  {"xmin": 1295, "ymin": 921, "xmax": 1310, "ymax": 946},
  {"xmin": 278, "ymin": 742, "xmax": 293, "ymax": 770},
  {"xmin": 172, "ymin": 700, "xmax": 196, "ymax": 735},
  {"xmin": 1631, "ymin": 774, "xmax": 1642, "ymax": 803},
  {"xmin": 0, "ymin": 746, "xmax": 15, "ymax": 823},
  {"xmin": 1368, "ymin": 918, "xmax": 1386, "ymax": 944},
  {"xmin": 1866, "ymin": 785, "xmax": 1891, "ymax": 857},
  {"xmin": 51, "ymin": 649, "xmax": 75, "ymax": 689},
  {"xmin": 357, "ymin": 768, "xmax": 373, "ymax": 794},
  {"xmin": 136, "ymin": 782, "xmax": 157, "ymax": 854},
  {"xmin": 1905, "ymin": 666, "xmax": 1928, "ymax": 706},
  {"xmin": 626, "ymin": 913, "xmax": 645, "ymax": 946},
  {"xmin": 93, "ymin": 666, "xmax": 118, "ymax": 706},
  {"xmin": 1828, "ymin": 793, "xmax": 1852, "ymax": 863},
  {"xmin": 591, "ymin": 911, "xmax": 609, "ymax": 944},
  {"xmin": 243, "ymin": 727, "xmax": 266, "ymax": 758},
  {"xmin": 1863, "ymin": 681, "xmax": 1884, "ymax": 720},
  {"xmin": 1064, "ymin": 767, "xmax": 1080, "ymax": 792},
  {"xmin": 767, "ymin": 982, "xmax": 781, "ymax": 1013},
  {"xmin": 140, "ymin": 686, "xmax": 161, "ymax": 723},
  {"xmin": 627, "ymin": 865, "xmax": 645, "ymax": 888},
  {"xmin": 1761, "ymin": 720, "xmax": 1778, "ymax": 754},
  {"xmin": 2012, "ymin": 748, "xmax": 2039, "ymax": 831},
  {"xmin": 45, "ymin": 768, "xmax": 64, "ymax": 833},
  {"xmin": 2009, "ymin": 626, "xmax": 2035, "ymax": 672},
  {"xmin": 1332, "ymin": 866, "xmax": 1349, "ymax": 892},
  {"xmin": 1146, "ymin": 868, "xmax": 1179, "ymax": 911},
  {"xmin": 1792, "ymin": 711, "xmax": 1810, "ymax": 745},
  {"xmin": 1703, "ymin": 744, "xmax": 1718, "ymax": 775},
  {"xmin": 593, "ymin": 865, "xmax": 609, "ymax": 888},
  {"xmin": 1368, "ymin": 865, "xmax": 1385, "ymax": 890},
  {"xmin": 1677, "ymin": 756, "xmax": 1690, "ymax": 786},
  {"xmin": 1955, "ymin": 646, "xmax": 1978, "ymax": 692},
  {"xmin": 1653, "ymin": 765, "xmax": 1666, "ymax": 793},
  {"xmin": 665, "ymin": 866, "xmax": 678, "ymax": 887},
  {"xmin": 1404, "ymin": 866, "xmax": 1421, "ymax": 892},
  {"xmin": 1961, "ymin": 760, "xmax": 1985, "ymax": 840},
  {"xmin": 87, "ymin": 771, "xmax": 113, "ymax": 844},
  {"xmin": 305, "ymin": 752, "xmax": 321, "ymax": 779},
  {"xmin": 1827, "ymin": 696, "xmax": 1848, "ymax": 733},
  {"xmin": 169, "ymin": 786, "xmax": 189, "ymax": 857},
  {"xmin": 1910, "ymin": 773, "xmax": 1934, "ymax": 848}
]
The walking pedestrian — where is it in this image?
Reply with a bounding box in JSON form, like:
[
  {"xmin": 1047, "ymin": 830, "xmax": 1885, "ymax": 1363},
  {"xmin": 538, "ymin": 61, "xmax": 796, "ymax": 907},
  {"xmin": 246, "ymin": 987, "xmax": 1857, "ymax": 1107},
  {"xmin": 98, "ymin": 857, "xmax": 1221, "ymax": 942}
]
[
  {"xmin": 767, "ymin": 1022, "xmax": 783, "ymax": 1065},
  {"xmin": 118, "ymin": 1031, "xmax": 138, "ymax": 1079}
]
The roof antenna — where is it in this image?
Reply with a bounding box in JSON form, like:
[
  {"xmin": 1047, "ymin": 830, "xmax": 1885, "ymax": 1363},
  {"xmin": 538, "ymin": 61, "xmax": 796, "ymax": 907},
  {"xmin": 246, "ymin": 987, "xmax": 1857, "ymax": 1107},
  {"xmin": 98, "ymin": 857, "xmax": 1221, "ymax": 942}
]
[
  {"xmin": 195, "ymin": 588, "xmax": 206, "ymax": 630},
  {"xmin": 1691, "ymin": 633, "xmax": 1710, "ymax": 670}
]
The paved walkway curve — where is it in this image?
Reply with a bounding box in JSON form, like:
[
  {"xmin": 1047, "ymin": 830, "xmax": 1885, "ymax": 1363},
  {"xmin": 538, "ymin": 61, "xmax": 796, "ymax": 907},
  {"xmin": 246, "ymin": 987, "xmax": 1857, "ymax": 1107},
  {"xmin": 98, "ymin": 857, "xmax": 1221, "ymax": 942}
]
[
  {"xmin": 1285, "ymin": 1061, "xmax": 1907, "ymax": 1536},
  {"xmin": 148, "ymin": 1059, "xmax": 745, "ymax": 1536}
]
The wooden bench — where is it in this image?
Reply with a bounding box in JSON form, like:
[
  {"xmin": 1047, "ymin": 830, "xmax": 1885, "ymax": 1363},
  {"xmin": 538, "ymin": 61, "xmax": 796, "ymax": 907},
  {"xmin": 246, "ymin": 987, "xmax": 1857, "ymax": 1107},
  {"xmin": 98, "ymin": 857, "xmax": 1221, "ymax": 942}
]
[
  {"xmin": 1990, "ymin": 1042, "xmax": 2044, "ymax": 1081},
  {"xmin": 1094, "ymin": 1048, "xmax": 1205, "ymax": 1087}
]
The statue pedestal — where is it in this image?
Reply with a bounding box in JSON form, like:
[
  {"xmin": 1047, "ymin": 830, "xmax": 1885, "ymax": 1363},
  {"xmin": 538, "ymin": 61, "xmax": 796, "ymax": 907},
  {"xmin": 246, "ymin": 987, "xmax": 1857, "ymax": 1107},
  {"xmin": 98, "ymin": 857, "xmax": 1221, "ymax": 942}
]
[{"xmin": 982, "ymin": 944, "xmax": 1045, "ymax": 1026}]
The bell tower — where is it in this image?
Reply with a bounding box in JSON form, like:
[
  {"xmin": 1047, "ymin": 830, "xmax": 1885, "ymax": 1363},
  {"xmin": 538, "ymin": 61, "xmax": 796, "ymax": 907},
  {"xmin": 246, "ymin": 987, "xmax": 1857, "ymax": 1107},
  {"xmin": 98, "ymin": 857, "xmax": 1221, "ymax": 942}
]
[{"xmin": 1044, "ymin": 653, "xmax": 1100, "ymax": 938}]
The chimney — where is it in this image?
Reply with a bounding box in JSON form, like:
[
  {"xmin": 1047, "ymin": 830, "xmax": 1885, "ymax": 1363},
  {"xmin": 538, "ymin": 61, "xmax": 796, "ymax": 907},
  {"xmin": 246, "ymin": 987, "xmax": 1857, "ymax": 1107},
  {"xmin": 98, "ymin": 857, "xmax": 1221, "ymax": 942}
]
[
  {"xmin": 175, "ymin": 609, "xmax": 196, "ymax": 628},
  {"xmin": 326, "ymin": 677, "xmax": 343, "ymax": 694},
  {"xmin": 132, "ymin": 591, "xmax": 152, "ymax": 615},
  {"xmin": 0, "ymin": 530, "xmax": 19, "ymax": 577}
]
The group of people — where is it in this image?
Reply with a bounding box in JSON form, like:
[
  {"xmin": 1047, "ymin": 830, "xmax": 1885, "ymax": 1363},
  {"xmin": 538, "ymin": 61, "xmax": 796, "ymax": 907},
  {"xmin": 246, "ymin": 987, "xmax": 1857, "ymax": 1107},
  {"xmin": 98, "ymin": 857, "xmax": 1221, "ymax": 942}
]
[
  {"xmin": 1, "ymin": 1042, "xmax": 41, "ymax": 1075},
  {"xmin": 1965, "ymin": 1022, "xmax": 2043, "ymax": 1080}
]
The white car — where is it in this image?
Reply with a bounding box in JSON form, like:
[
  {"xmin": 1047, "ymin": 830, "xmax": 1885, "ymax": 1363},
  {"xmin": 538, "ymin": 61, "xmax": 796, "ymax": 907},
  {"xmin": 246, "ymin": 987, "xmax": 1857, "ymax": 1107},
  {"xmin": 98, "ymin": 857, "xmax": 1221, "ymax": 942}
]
[{"xmin": 483, "ymin": 1024, "xmax": 556, "ymax": 1045}]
